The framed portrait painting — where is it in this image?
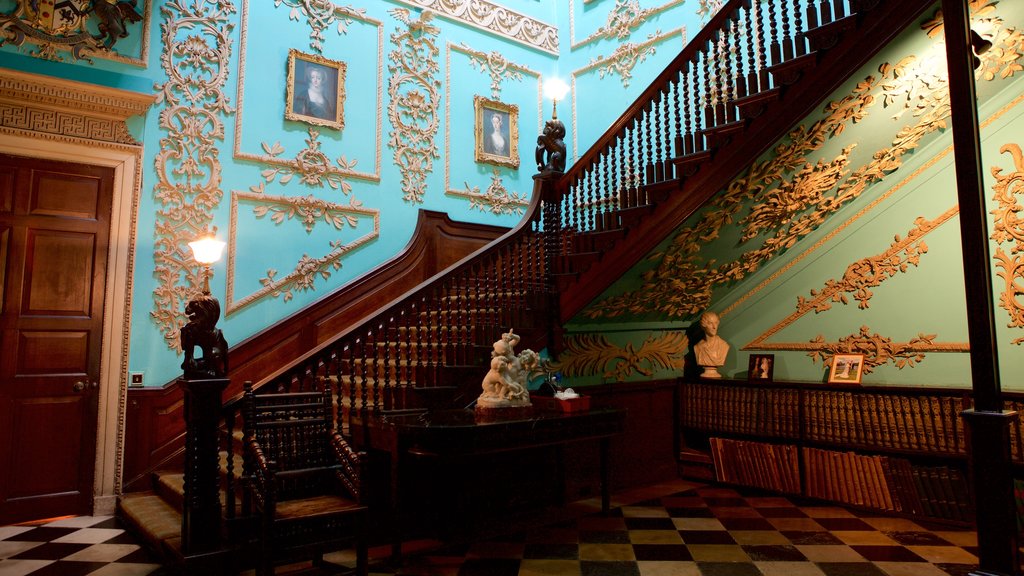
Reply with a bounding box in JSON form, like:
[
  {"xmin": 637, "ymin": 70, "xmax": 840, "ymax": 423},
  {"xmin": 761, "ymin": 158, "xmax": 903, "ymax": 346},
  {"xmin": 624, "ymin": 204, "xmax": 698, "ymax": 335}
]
[
  {"xmin": 748, "ymin": 354, "xmax": 774, "ymax": 383},
  {"xmin": 285, "ymin": 49, "xmax": 346, "ymax": 130},
  {"xmin": 474, "ymin": 96, "xmax": 519, "ymax": 169},
  {"xmin": 827, "ymin": 353, "xmax": 865, "ymax": 384}
]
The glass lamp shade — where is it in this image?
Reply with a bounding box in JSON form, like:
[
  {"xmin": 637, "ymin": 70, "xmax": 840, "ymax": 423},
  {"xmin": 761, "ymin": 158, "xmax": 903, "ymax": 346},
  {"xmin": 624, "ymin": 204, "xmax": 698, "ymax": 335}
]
[
  {"xmin": 543, "ymin": 77, "xmax": 570, "ymax": 103},
  {"xmin": 188, "ymin": 236, "xmax": 227, "ymax": 265}
]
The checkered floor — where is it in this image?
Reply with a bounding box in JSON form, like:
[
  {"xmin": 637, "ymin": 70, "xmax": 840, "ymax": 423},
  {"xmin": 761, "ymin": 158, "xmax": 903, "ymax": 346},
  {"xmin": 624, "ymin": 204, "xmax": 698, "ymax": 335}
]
[
  {"xmin": 0, "ymin": 479, "xmax": 982, "ymax": 576},
  {"xmin": 0, "ymin": 515, "xmax": 163, "ymax": 576}
]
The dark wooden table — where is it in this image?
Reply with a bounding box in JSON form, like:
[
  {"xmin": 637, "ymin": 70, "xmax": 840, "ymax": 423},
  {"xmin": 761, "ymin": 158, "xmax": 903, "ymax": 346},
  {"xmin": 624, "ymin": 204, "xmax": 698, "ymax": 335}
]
[{"xmin": 352, "ymin": 406, "xmax": 626, "ymax": 561}]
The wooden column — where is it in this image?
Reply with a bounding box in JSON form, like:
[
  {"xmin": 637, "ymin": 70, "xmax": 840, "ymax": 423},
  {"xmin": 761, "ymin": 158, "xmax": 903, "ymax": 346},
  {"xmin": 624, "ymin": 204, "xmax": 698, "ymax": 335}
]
[
  {"xmin": 180, "ymin": 377, "xmax": 228, "ymax": 554},
  {"xmin": 939, "ymin": 1, "xmax": 1019, "ymax": 574}
]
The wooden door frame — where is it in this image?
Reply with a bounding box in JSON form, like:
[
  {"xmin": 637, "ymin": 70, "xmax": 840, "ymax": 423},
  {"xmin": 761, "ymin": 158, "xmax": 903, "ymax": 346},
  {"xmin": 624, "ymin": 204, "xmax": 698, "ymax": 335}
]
[{"xmin": 0, "ymin": 67, "xmax": 154, "ymax": 516}]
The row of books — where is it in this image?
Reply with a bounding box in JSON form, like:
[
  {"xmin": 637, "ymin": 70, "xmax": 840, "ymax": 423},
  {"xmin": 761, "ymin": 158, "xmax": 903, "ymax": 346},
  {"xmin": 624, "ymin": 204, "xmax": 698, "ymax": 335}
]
[
  {"xmin": 681, "ymin": 383, "xmax": 800, "ymax": 439},
  {"xmin": 1001, "ymin": 399, "xmax": 1024, "ymax": 465},
  {"xmin": 803, "ymin": 390, "xmax": 966, "ymax": 456},
  {"xmin": 803, "ymin": 446, "xmax": 973, "ymax": 522},
  {"xmin": 681, "ymin": 381, "xmax": 968, "ymax": 457},
  {"xmin": 708, "ymin": 437, "xmax": 801, "ymax": 494}
]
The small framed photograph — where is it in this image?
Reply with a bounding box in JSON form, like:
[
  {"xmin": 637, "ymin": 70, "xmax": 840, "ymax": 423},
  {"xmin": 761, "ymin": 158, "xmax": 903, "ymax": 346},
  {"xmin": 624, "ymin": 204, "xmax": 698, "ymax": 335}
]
[
  {"xmin": 828, "ymin": 353, "xmax": 865, "ymax": 384},
  {"xmin": 474, "ymin": 95, "xmax": 519, "ymax": 169},
  {"xmin": 748, "ymin": 354, "xmax": 774, "ymax": 383},
  {"xmin": 285, "ymin": 49, "xmax": 346, "ymax": 130}
]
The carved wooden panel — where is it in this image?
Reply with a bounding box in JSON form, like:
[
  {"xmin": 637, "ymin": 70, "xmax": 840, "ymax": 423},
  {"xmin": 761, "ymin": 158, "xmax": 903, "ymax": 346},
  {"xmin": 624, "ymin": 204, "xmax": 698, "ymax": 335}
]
[
  {"xmin": 0, "ymin": 165, "xmax": 14, "ymax": 213},
  {"xmin": 8, "ymin": 396, "xmax": 87, "ymax": 497},
  {"xmin": 30, "ymin": 171, "xmax": 101, "ymax": 219},
  {"xmin": 23, "ymin": 231, "xmax": 95, "ymax": 316},
  {"xmin": 17, "ymin": 331, "xmax": 89, "ymax": 375}
]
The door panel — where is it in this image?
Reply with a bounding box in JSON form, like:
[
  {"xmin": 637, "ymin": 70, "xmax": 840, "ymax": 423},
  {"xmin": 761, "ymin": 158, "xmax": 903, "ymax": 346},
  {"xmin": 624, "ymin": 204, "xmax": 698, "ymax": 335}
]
[{"xmin": 0, "ymin": 154, "xmax": 111, "ymax": 524}]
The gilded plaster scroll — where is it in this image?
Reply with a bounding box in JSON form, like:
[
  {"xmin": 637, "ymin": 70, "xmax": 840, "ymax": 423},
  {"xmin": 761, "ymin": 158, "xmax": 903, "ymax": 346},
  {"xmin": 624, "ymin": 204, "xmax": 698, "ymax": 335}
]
[
  {"xmin": 583, "ymin": 1, "xmax": 1024, "ymax": 322},
  {"xmin": 271, "ymin": 0, "xmax": 365, "ymax": 53},
  {"xmin": 458, "ymin": 42, "xmax": 526, "ymax": 100},
  {"xmin": 390, "ymin": 0, "xmax": 557, "ymax": 55},
  {"xmin": 559, "ymin": 331, "xmax": 688, "ymax": 382},
  {"xmin": 452, "ymin": 169, "xmax": 529, "ymax": 216},
  {"xmin": 259, "ymin": 128, "xmax": 358, "ymax": 192},
  {"xmin": 991, "ymin": 143, "xmax": 1024, "ymax": 344},
  {"xmin": 233, "ymin": 0, "xmax": 382, "ymax": 183},
  {"xmin": 585, "ymin": 30, "xmax": 684, "ymax": 89},
  {"xmin": 150, "ymin": 0, "xmax": 235, "ymax": 352},
  {"xmin": 0, "ymin": 0, "xmax": 151, "ymax": 65},
  {"xmin": 803, "ymin": 327, "xmax": 961, "ymax": 374},
  {"xmin": 745, "ymin": 209, "xmax": 969, "ymax": 372},
  {"xmin": 388, "ymin": 9, "xmax": 441, "ymax": 204},
  {"xmin": 569, "ymin": 0, "xmax": 684, "ymax": 50},
  {"xmin": 225, "ymin": 189, "xmax": 380, "ymax": 311}
]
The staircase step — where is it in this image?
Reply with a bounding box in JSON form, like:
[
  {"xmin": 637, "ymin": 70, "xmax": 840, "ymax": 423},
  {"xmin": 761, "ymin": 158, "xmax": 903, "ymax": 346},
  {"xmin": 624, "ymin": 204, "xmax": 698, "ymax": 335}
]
[
  {"xmin": 576, "ymin": 228, "xmax": 626, "ymax": 253},
  {"xmin": 805, "ymin": 14, "xmax": 858, "ymax": 51},
  {"xmin": 617, "ymin": 204, "xmax": 654, "ymax": 229},
  {"xmin": 700, "ymin": 119, "xmax": 746, "ymax": 149},
  {"xmin": 119, "ymin": 491, "xmax": 183, "ymax": 560},
  {"xmin": 567, "ymin": 251, "xmax": 601, "ymax": 274},
  {"xmin": 672, "ymin": 149, "xmax": 712, "ymax": 178},
  {"xmin": 155, "ymin": 473, "xmax": 185, "ymax": 513}
]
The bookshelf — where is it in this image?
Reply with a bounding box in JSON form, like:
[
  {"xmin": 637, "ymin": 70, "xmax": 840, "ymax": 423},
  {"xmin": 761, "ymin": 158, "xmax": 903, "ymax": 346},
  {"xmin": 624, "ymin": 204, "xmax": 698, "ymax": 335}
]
[{"xmin": 678, "ymin": 379, "xmax": 980, "ymax": 524}]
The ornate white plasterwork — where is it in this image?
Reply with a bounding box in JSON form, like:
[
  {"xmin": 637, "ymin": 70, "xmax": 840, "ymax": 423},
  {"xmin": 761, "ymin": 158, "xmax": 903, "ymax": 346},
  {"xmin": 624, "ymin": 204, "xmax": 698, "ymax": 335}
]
[
  {"xmin": 569, "ymin": 0, "xmax": 684, "ymax": 50},
  {"xmin": 271, "ymin": 0, "xmax": 366, "ymax": 53},
  {"xmin": 0, "ymin": 67, "xmax": 154, "ymax": 145},
  {"xmin": 233, "ymin": 0, "xmax": 383, "ymax": 183},
  {"xmin": 443, "ymin": 42, "xmax": 540, "ymax": 214},
  {"xmin": 390, "ymin": 0, "xmax": 558, "ymax": 55},
  {"xmin": 226, "ymin": 188, "xmax": 380, "ymax": 311}
]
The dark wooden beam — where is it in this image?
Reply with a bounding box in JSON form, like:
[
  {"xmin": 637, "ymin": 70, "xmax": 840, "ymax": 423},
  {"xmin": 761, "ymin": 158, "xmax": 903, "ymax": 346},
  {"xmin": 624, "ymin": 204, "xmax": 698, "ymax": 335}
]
[{"xmin": 940, "ymin": 0, "xmax": 1019, "ymax": 574}]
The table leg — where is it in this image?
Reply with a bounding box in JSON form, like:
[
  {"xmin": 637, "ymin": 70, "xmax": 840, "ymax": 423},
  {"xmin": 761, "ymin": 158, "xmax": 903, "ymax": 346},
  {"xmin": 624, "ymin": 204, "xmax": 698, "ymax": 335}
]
[{"xmin": 600, "ymin": 437, "xmax": 611, "ymax": 514}]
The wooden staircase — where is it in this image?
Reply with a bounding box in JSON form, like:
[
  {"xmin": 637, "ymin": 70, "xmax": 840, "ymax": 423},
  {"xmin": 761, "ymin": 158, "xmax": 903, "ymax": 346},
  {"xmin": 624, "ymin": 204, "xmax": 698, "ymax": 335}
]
[{"xmin": 117, "ymin": 0, "xmax": 943, "ymax": 569}]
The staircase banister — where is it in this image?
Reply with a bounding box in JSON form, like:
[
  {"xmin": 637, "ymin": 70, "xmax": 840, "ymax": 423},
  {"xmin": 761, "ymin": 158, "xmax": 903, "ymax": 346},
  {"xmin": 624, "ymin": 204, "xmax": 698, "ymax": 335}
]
[
  {"xmin": 557, "ymin": 0, "xmax": 749, "ymax": 191},
  {"xmin": 247, "ymin": 181, "xmax": 548, "ymax": 394}
]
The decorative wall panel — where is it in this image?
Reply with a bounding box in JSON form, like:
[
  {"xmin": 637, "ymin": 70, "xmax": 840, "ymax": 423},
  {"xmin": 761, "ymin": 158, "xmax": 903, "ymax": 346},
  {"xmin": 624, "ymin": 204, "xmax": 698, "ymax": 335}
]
[
  {"xmin": 150, "ymin": 0, "xmax": 236, "ymax": 352},
  {"xmin": 559, "ymin": 331, "xmax": 688, "ymax": 382},
  {"xmin": 390, "ymin": 0, "xmax": 557, "ymax": 55}
]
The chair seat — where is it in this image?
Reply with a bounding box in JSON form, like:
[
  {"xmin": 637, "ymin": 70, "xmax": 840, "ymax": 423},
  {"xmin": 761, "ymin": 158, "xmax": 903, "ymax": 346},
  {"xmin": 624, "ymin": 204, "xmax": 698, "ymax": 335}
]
[{"xmin": 275, "ymin": 493, "xmax": 365, "ymax": 521}]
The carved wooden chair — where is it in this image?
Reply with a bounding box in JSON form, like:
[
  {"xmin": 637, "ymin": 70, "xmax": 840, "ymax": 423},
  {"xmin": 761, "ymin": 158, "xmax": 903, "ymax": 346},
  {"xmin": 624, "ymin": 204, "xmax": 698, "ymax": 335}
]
[{"xmin": 242, "ymin": 381, "xmax": 368, "ymax": 576}]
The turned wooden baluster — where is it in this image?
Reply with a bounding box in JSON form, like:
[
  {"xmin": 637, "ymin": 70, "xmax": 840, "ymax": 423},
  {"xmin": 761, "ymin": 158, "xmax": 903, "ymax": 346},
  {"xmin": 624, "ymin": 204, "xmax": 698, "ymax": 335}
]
[
  {"xmin": 768, "ymin": 0, "xmax": 782, "ymax": 65},
  {"xmin": 794, "ymin": 0, "xmax": 807, "ymax": 57},
  {"xmin": 680, "ymin": 63, "xmax": 693, "ymax": 156}
]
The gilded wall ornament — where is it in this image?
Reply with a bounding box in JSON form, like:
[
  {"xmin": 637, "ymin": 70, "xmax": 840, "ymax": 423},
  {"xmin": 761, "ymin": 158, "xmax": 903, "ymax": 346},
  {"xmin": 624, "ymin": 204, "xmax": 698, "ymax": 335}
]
[
  {"xmin": 452, "ymin": 169, "xmax": 529, "ymax": 216},
  {"xmin": 559, "ymin": 331, "xmax": 689, "ymax": 382},
  {"xmin": 387, "ymin": 8, "xmax": 441, "ymax": 204},
  {"xmin": 259, "ymin": 128, "xmax": 357, "ymax": 192},
  {"xmin": 226, "ymin": 189, "xmax": 380, "ymax": 310},
  {"xmin": 807, "ymin": 327, "xmax": 945, "ymax": 374},
  {"xmin": 391, "ymin": 0, "xmax": 557, "ymax": 55},
  {"xmin": 746, "ymin": 208, "xmax": 959, "ymax": 348},
  {"xmin": 461, "ymin": 42, "xmax": 525, "ymax": 99},
  {"xmin": 272, "ymin": 0, "xmax": 364, "ymax": 53},
  {"xmin": 991, "ymin": 143, "xmax": 1024, "ymax": 344},
  {"xmin": 0, "ymin": 0, "xmax": 149, "ymax": 64},
  {"xmin": 150, "ymin": 0, "xmax": 235, "ymax": 352}
]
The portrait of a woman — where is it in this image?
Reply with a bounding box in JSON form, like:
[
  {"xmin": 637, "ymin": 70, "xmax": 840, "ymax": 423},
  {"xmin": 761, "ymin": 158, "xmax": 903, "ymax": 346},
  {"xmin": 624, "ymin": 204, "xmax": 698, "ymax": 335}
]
[
  {"xmin": 483, "ymin": 111, "xmax": 508, "ymax": 156},
  {"xmin": 474, "ymin": 95, "xmax": 519, "ymax": 168},
  {"xmin": 286, "ymin": 50, "xmax": 346, "ymax": 130}
]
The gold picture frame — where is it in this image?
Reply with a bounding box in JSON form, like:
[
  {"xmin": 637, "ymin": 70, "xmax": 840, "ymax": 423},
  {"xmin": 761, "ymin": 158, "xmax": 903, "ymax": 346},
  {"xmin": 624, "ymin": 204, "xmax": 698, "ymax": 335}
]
[
  {"xmin": 827, "ymin": 353, "xmax": 865, "ymax": 384},
  {"xmin": 285, "ymin": 49, "xmax": 346, "ymax": 130},
  {"xmin": 474, "ymin": 95, "xmax": 519, "ymax": 169}
]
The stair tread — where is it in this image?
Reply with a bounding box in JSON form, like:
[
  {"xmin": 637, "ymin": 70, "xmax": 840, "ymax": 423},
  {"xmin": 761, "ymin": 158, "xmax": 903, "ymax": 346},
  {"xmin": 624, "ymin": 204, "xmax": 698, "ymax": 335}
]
[{"xmin": 119, "ymin": 491, "xmax": 182, "ymax": 543}]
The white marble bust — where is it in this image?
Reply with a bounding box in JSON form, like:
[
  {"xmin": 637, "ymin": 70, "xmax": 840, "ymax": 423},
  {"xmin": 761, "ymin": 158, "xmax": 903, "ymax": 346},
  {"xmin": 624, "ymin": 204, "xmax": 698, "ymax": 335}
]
[{"xmin": 694, "ymin": 310, "xmax": 729, "ymax": 378}]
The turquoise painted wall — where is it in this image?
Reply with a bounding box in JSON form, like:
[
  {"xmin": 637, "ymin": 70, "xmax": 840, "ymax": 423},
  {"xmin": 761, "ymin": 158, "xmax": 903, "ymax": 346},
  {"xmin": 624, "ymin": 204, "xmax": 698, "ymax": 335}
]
[{"xmin": 568, "ymin": 0, "xmax": 1024, "ymax": 390}]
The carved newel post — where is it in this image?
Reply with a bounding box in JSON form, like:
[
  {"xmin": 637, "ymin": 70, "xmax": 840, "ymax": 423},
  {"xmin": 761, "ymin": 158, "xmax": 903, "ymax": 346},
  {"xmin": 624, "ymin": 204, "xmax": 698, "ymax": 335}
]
[
  {"xmin": 535, "ymin": 77, "xmax": 569, "ymax": 174},
  {"xmin": 179, "ymin": 234, "xmax": 229, "ymax": 555}
]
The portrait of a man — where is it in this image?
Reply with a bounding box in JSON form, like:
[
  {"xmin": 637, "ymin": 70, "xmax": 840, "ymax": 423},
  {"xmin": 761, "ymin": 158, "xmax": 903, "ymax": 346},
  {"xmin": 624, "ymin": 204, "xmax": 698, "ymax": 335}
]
[
  {"xmin": 285, "ymin": 49, "xmax": 346, "ymax": 130},
  {"xmin": 474, "ymin": 96, "xmax": 519, "ymax": 169}
]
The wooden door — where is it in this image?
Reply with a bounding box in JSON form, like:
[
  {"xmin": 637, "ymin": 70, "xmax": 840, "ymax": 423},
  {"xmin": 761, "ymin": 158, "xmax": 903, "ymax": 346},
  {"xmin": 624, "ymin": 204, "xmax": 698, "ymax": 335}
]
[{"xmin": 0, "ymin": 154, "xmax": 112, "ymax": 524}]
